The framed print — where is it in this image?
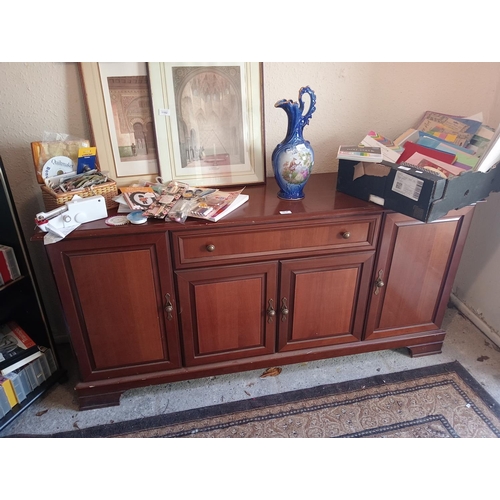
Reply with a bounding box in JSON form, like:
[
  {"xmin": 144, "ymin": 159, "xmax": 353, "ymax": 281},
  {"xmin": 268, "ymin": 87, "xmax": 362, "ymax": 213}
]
[
  {"xmin": 148, "ymin": 62, "xmax": 265, "ymax": 187},
  {"xmin": 79, "ymin": 62, "xmax": 160, "ymax": 186}
]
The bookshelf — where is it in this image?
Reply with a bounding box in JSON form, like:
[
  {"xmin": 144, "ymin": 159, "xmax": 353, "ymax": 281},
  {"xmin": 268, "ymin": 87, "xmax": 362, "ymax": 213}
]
[{"xmin": 0, "ymin": 157, "xmax": 65, "ymax": 431}]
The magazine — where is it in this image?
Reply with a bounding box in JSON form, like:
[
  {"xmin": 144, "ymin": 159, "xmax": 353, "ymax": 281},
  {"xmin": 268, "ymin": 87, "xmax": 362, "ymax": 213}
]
[{"xmin": 167, "ymin": 187, "xmax": 248, "ymax": 223}]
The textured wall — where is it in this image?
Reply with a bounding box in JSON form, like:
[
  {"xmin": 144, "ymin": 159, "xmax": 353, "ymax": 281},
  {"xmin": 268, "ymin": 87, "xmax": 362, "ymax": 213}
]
[
  {"xmin": 0, "ymin": 62, "xmax": 89, "ymax": 341},
  {"xmin": 263, "ymin": 62, "xmax": 500, "ymax": 177},
  {"xmin": 1, "ymin": 62, "xmax": 500, "ymax": 340}
]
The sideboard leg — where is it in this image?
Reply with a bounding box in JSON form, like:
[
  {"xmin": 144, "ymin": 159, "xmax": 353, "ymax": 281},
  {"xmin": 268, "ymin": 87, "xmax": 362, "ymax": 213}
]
[
  {"xmin": 407, "ymin": 341, "xmax": 444, "ymax": 358},
  {"xmin": 76, "ymin": 389, "xmax": 124, "ymax": 411}
]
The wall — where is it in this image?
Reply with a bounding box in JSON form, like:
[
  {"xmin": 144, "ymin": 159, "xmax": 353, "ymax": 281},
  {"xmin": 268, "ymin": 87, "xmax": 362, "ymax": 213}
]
[
  {"xmin": 452, "ymin": 190, "xmax": 500, "ymax": 343},
  {"xmin": 1, "ymin": 62, "xmax": 500, "ymax": 341}
]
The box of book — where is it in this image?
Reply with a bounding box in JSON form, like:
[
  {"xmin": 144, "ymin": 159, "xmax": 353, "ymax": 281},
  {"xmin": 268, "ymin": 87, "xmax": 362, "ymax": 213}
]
[{"xmin": 336, "ymin": 159, "xmax": 500, "ymax": 222}]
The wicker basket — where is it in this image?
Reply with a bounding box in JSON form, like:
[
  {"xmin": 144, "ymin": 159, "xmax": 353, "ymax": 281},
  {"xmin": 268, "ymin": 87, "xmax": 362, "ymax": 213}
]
[{"xmin": 40, "ymin": 180, "xmax": 118, "ymax": 212}]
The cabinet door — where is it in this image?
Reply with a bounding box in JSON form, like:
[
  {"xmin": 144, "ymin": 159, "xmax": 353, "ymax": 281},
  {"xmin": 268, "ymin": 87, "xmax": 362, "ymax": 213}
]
[
  {"xmin": 364, "ymin": 208, "xmax": 474, "ymax": 341},
  {"xmin": 46, "ymin": 233, "xmax": 181, "ymax": 380},
  {"xmin": 278, "ymin": 252, "xmax": 375, "ymax": 352},
  {"xmin": 176, "ymin": 262, "xmax": 278, "ymax": 366}
]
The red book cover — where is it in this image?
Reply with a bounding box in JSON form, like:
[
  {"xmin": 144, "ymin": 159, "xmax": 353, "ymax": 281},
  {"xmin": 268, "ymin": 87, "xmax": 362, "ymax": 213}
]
[
  {"xmin": 398, "ymin": 141, "xmax": 457, "ymax": 165},
  {"xmin": 0, "ymin": 251, "xmax": 12, "ymax": 283},
  {"xmin": 6, "ymin": 322, "xmax": 36, "ymax": 349}
]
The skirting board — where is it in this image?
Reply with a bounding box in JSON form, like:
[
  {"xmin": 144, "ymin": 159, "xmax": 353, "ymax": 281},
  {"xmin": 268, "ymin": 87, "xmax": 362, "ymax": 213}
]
[{"xmin": 450, "ymin": 293, "xmax": 500, "ymax": 348}]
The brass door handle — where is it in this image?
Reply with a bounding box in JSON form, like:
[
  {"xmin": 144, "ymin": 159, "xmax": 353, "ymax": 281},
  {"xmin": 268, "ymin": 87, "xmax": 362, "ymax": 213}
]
[
  {"xmin": 342, "ymin": 231, "xmax": 351, "ymax": 239},
  {"xmin": 374, "ymin": 270, "xmax": 385, "ymax": 295},
  {"xmin": 267, "ymin": 299, "xmax": 276, "ymax": 323},
  {"xmin": 164, "ymin": 293, "xmax": 174, "ymax": 320},
  {"xmin": 206, "ymin": 244, "xmax": 215, "ymax": 252},
  {"xmin": 280, "ymin": 298, "xmax": 289, "ymax": 322}
]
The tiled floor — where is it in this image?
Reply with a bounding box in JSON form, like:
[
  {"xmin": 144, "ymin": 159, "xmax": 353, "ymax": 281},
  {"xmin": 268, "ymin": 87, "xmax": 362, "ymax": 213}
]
[{"xmin": 1, "ymin": 305, "xmax": 500, "ymax": 437}]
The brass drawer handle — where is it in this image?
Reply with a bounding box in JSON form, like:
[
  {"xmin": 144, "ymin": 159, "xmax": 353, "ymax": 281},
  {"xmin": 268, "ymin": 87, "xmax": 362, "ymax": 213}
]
[
  {"xmin": 206, "ymin": 244, "xmax": 215, "ymax": 252},
  {"xmin": 342, "ymin": 231, "xmax": 351, "ymax": 239}
]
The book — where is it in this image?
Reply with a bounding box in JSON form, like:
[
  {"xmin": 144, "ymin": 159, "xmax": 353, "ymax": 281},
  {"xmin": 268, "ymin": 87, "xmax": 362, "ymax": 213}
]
[
  {"xmin": 414, "ymin": 111, "xmax": 482, "ymax": 148},
  {"xmin": 26, "ymin": 358, "xmax": 45, "ymax": 387},
  {"xmin": 24, "ymin": 359, "xmax": 39, "ymax": 390},
  {"xmin": 0, "ymin": 385, "xmax": 11, "ymax": 417},
  {"xmin": 469, "ymin": 124, "xmax": 495, "ymax": 157},
  {"xmin": 404, "ymin": 152, "xmax": 468, "ymax": 178},
  {"xmin": 475, "ymin": 123, "xmax": 500, "ymax": 173},
  {"xmin": 0, "ymin": 376, "xmax": 17, "ymax": 407},
  {"xmin": 398, "ymin": 141, "xmax": 457, "ymax": 165},
  {"xmin": 416, "ymin": 136, "xmax": 477, "ymax": 169},
  {"xmin": 187, "ymin": 191, "xmax": 249, "ymax": 222},
  {"xmin": 0, "ymin": 321, "xmax": 39, "ymax": 372},
  {"xmin": 360, "ymin": 132, "xmax": 403, "ymax": 163},
  {"xmin": 38, "ymin": 346, "xmax": 57, "ymax": 374},
  {"xmin": 394, "ymin": 128, "xmax": 419, "ymax": 147},
  {"xmin": 4, "ymin": 368, "xmax": 29, "ymax": 403},
  {"xmin": 337, "ymin": 145, "xmax": 383, "ymax": 163},
  {"xmin": 38, "ymin": 352, "xmax": 52, "ymax": 380}
]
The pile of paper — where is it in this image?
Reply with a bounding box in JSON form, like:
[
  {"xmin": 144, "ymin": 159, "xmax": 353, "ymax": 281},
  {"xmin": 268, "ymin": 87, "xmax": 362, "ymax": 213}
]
[{"xmin": 338, "ymin": 111, "xmax": 500, "ymax": 176}]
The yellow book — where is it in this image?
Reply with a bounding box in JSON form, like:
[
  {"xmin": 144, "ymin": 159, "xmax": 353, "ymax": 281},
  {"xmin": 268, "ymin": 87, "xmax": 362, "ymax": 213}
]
[{"xmin": 0, "ymin": 376, "xmax": 18, "ymax": 407}]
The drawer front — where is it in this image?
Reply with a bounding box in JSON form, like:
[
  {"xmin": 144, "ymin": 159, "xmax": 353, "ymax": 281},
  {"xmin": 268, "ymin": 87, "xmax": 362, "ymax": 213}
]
[{"xmin": 172, "ymin": 216, "xmax": 380, "ymax": 267}]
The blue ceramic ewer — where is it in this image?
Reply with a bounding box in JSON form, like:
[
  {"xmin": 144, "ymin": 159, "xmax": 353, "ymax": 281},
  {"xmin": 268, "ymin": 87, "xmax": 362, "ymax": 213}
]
[{"xmin": 271, "ymin": 86, "xmax": 316, "ymax": 200}]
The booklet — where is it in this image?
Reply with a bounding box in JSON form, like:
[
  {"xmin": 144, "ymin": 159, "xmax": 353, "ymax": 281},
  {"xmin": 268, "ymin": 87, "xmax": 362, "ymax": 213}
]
[
  {"xmin": 188, "ymin": 192, "xmax": 249, "ymax": 222},
  {"xmin": 337, "ymin": 145, "xmax": 383, "ymax": 163},
  {"xmin": 167, "ymin": 187, "xmax": 248, "ymax": 223}
]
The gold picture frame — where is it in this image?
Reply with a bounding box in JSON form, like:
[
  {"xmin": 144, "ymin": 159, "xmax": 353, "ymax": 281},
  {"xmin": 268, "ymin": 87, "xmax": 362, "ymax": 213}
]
[
  {"xmin": 79, "ymin": 62, "xmax": 160, "ymax": 186},
  {"xmin": 148, "ymin": 62, "xmax": 265, "ymax": 187}
]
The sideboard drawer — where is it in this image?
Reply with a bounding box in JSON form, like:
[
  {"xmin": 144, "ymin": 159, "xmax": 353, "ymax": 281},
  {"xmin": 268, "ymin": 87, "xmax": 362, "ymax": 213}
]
[{"xmin": 172, "ymin": 216, "xmax": 381, "ymax": 267}]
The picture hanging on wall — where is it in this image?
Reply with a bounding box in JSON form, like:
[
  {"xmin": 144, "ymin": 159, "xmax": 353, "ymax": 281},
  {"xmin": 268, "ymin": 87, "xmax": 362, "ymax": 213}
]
[
  {"xmin": 79, "ymin": 62, "xmax": 160, "ymax": 186},
  {"xmin": 147, "ymin": 62, "xmax": 265, "ymax": 187}
]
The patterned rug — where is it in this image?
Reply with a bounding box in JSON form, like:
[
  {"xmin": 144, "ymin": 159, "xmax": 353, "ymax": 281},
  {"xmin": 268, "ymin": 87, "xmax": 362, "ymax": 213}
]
[{"xmin": 16, "ymin": 361, "xmax": 500, "ymax": 438}]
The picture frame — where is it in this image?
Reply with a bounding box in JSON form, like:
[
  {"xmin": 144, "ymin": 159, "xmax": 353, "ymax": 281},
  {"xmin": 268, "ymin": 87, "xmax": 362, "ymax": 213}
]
[
  {"xmin": 148, "ymin": 62, "xmax": 265, "ymax": 187},
  {"xmin": 79, "ymin": 62, "xmax": 160, "ymax": 186}
]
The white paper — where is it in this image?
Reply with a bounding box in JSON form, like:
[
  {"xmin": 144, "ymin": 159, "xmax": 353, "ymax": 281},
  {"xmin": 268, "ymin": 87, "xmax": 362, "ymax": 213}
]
[
  {"xmin": 392, "ymin": 171, "xmax": 423, "ymax": 201},
  {"xmin": 476, "ymin": 123, "xmax": 500, "ymax": 172},
  {"xmin": 361, "ymin": 135, "xmax": 401, "ymax": 163},
  {"xmin": 43, "ymin": 223, "xmax": 80, "ymax": 245}
]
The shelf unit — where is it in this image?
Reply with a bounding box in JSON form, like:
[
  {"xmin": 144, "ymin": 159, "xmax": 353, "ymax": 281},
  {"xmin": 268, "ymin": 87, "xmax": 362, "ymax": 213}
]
[{"xmin": 0, "ymin": 157, "xmax": 65, "ymax": 431}]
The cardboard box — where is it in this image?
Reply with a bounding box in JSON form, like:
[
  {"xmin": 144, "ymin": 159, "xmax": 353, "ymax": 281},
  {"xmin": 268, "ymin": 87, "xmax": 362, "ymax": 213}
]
[{"xmin": 336, "ymin": 159, "xmax": 500, "ymax": 222}]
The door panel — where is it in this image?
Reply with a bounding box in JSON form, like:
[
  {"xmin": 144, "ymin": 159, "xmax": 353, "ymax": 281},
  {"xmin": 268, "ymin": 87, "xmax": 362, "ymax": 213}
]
[
  {"xmin": 47, "ymin": 233, "xmax": 181, "ymax": 380},
  {"xmin": 365, "ymin": 208, "xmax": 474, "ymax": 340},
  {"xmin": 176, "ymin": 262, "xmax": 278, "ymax": 365},
  {"xmin": 278, "ymin": 253, "xmax": 375, "ymax": 351}
]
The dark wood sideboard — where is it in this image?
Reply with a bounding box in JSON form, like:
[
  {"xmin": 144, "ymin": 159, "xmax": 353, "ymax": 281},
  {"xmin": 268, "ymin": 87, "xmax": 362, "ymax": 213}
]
[{"xmin": 35, "ymin": 173, "xmax": 475, "ymax": 410}]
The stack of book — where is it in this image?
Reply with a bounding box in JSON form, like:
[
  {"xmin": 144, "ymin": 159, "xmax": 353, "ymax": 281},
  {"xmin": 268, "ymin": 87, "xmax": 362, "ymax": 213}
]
[
  {"xmin": 0, "ymin": 321, "xmax": 58, "ymax": 419},
  {"xmin": 337, "ymin": 145, "xmax": 383, "ymax": 163}
]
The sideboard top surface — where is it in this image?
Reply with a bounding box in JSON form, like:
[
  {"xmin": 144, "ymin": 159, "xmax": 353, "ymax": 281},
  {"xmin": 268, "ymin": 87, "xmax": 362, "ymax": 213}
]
[{"xmin": 33, "ymin": 173, "xmax": 385, "ymax": 241}]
